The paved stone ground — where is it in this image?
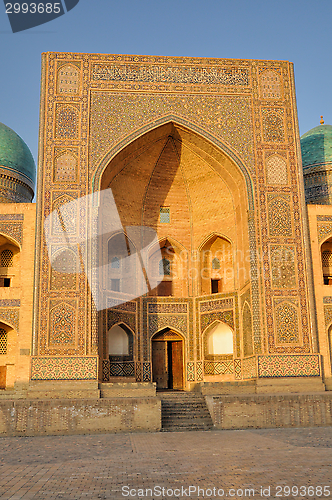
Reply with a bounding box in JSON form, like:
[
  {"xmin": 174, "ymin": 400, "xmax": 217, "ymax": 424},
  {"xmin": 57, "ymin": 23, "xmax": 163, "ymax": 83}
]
[{"xmin": 0, "ymin": 427, "xmax": 331, "ymax": 500}]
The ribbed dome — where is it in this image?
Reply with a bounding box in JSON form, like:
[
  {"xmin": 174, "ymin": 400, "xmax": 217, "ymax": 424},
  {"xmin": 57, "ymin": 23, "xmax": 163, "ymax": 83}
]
[
  {"xmin": 0, "ymin": 122, "xmax": 36, "ymax": 184},
  {"xmin": 301, "ymin": 124, "xmax": 332, "ymax": 169}
]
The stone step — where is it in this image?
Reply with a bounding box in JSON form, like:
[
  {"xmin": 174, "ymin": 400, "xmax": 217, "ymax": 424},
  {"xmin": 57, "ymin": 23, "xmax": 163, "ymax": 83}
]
[{"xmin": 159, "ymin": 391, "xmax": 213, "ymax": 432}]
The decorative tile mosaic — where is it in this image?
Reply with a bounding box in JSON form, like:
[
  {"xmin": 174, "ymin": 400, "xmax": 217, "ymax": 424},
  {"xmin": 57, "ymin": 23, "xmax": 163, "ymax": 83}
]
[
  {"xmin": 324, "ymin": 305, "xmax": 332, "ymax": 327},
  {"xmin": 199, "ymin": 298, "xmax": 234, "ymax": 312},
  {"xmin": 54, "ymin": 152, "xmax": 78, "ymax": 182},
  {"xmin": 143, "ymin": 362, "xmax": 151, "ymax": 382},
  {"xmin": 196, "ymin": 361, "xmax": 203, "ymax": 381},
  {"xmin": 31, "ymin": 356, "xmax": 98, "ymax": 380},
  {"xmin": 90, "ymin": 93, "xmax": 254, "ymax": 178},
  {"xmin": 268, "ymin": 196, "xmax": 292, "ymax": 237},
  {"xmin": 148, "ymin": 314, "xmax": 187, "ymax": 338},
  {"xmin": 49, "ymin": 302, "xmax": 76, "ymax": 345},
  {"xmin": 148, "ymin": 303, "xmax": 187, "ymax": 314},
  {"xmin": 102, "ymin": 359, "xmax": 110, "ymax": 382},
  {"xmin": 234, "ymin": 359, "xmax": 242, "ymax": 380},
  {"xmin": 55, "ymin": 104, "xmax": 79, "ymax": 139},
  {"xmin": 266, "ymin": 155, "xmax": 288, "ymax": 185},
  {"xmin": 0, "ymin": 308, "xmax": 19, "ymax": 331},
  {"xmin": 323, "ymin": 296, "xmax": 332, "ymax": 304},
  {"xmin": 318, "ymin": 222, "xmax": 332, "ymax": 242},
  {"xmin": 259, "ymin": 70, "xmax": 281, "ymax": 99},
  {"xmin": 0, "ymin": 222, "xmax": 23, "ymax": 245},
  {"xmin": 270, "ymin": 245, "xmax": 296, "ymax": 289},
  {"xmin": 200, "ymin": 310, "xmax": 234, "ymax": 332},
  {"xmin": 204, "ymin": 360, "xmax": 233, "ymax": 375},
  {"xmin": 57, "ymin": 63, "xmax": 80, "ymax": 95},
  {"xmin": 0, "ymin": 214, "xmax": 24, "ymax": 221},
  {"xmin": 109, "ymin": 361, "xmax": 135, "ymax": 377},
  {"xmin": 107, "ymin": 299, "xmax": 136, "ymax": 312},
  {"xmin": 262, "ymin": 108, "xmax": 285, "ymax": 143},
  {"xmin": 258, "ymin": 355, "xmax": 320, "ymax": 378},
  {"xmin": 242, "ymin": 301, "xmax": 253, "ymax": 356},
  {"xmin": 187, "ymin": 362, "xmax": 195, "ymax": 382},
  {"xmin": 135, "ymin": 362, "xmax": 142, "ymax": 382},
  {"xmin": 0, "ymin": 300, "xmax": 20, "ymax": 307},
  {"xmin": 275, "ymin": 301, "xmax": 299, "ymax": 344},
  {"xmin": 242, "ymin": 356, "xmax": 257, "ymax": 379},
  {"xmin": 92, "ymin": 63, "xmax": 250, "ymax": 86},
  {"xmin": 107, "ymin": 310, "xmax": 136, "ymax": 334}
]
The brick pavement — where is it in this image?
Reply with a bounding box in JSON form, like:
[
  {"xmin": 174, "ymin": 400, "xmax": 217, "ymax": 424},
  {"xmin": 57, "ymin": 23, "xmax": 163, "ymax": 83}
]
[{"xmin": 0, "ymin": 427, "xmax": 331, "ymax": 499}]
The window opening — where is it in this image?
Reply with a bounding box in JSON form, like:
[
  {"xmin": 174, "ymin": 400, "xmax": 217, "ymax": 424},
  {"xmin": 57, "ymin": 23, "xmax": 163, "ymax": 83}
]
[
  {"xmin": 159, "ymin": 258, "xmax": 171, "ymax": 276},
  {"xmin": 111, "ymin": 279, "xmax": 120, "ymax": 292},
  {"xmin": 211, "ymin": 279, "xmax": 221, "ymax": 294},
  {"xmin": 159, "ymin": 207, "xmax": 170, "ymax": 224},
  {"xmin": 0, "ymin": 278, "xmax": 10, "ymax": 287},
  {"xmin": 111, "ymin": 257, "xmax": 120, "ymax": 269},
  {"xmin": 0, "ymin": 328, "xmax": 7, "ymax": 355},
  {"xmin": 212, "ymin": 257, "xmax": 220, "ymax": 270},
  {"xmin": 1, "ymin": 250, "xmax": 13, "ymax": 267}
]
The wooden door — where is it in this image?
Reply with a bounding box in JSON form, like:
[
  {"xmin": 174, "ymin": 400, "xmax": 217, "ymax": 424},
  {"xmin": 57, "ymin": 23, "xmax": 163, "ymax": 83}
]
[
  {"xmin": 171, "ymin": 341, "xmax": 183, "ymax": 390},
  {"xmin": 152, "ymin": 341, "xmax": 168, "ymax": 389},
  {"xmin": 0, "ymin": 366, "xmax": 6, "ymax": 390}
]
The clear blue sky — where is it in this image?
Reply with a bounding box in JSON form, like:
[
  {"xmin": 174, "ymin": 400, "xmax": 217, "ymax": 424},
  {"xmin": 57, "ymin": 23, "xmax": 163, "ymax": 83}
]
[{"xmin": 1, "ymin": 0, "xmax": 332, "ymax": 168}]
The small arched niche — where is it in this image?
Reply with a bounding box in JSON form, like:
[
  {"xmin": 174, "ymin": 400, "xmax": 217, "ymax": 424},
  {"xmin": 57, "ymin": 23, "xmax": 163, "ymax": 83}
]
[
  {"xmin": 205, "ymin": 321, "xmax": 234, "ymax": 357},
  {"xmin": 321, "ymin": 237, "xmax": 332, "ymax": 285},
  {"xmin": 0, "ymin": 321, "xmax": 15, "ymax": 390},
  {"xmin": 0, "ymin": 234, "xmax": 20, "ymax": 288},
  {"xmin": 200, "ymin": 235, "xmax": 233, "ymax": 295},
  {"xmin": 149, "ymin": 238, "xmax": 186, "ymax": 297},
  {"xmin": 106, "ymin": 324, "xmax": 134, "ymax": 378}
]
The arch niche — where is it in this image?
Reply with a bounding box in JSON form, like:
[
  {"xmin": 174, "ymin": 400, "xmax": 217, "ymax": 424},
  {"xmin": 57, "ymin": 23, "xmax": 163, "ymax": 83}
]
[{"xmin": 97, "ymin": 121, "xmax": 253, "ymax": 299}]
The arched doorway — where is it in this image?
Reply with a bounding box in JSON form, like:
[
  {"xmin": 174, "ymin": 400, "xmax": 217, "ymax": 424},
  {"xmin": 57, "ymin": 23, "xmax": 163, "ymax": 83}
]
[{"xmin": 152, "ymin": 329, "xmax": 184, "ymax": 390}]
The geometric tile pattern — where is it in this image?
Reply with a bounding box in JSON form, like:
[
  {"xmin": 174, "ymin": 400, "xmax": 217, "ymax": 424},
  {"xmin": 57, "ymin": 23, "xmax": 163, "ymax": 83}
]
[
  {"xmin": 55, "ymin": 105, "xmax": 79, "ymax": 139},
  {"xmin": 266, "ymin": 155, "xmax": 287, "ymax": 185},
  {"xmin": 31, "ymin": 356, "xmax": 98, "ymax": 380},
  {"xmin": 258, "ymin": 355, "xmax": 320, "ymax": 378},
  {"xmin": 324, "ymin": 305, "xmax": 332, "ymax": 327},
  {"xmin": 187, "ymin": 362, "xmax": 195, "ymax": 381},
  {"xmin": 0, "ymin": 222, "xmax": 23, "ymax": 245},
  {"xmin": 242, "ymin": 301, "xmax": 253, "ymax": 356},
  {"xmin": 0, "ymin": 300, "xmax": 20, "ymax": 307},
  {"xmin": 49, "ymin": 303, "xmax": 76, "ymax": 345},
  {"xmin": 135, "ymin": 362, "xmax": 142, "ymax": 382},
  {"xmin": 196, "ymin": 361, "xmax": 203, "ymax": 381},
  {"xmin": 268, "ymin": 197, "xmax": 292, "ymax": 237},
  {"xmin": 200, "ymin": 310, "xmax": 234, "ymax": 332},
  {"xmin": 199, "ymin": 297, "xmax": 234, "ymax": 312},
  {"xmin": 54, "ymin": 152, "xmax": 77, "ymax": 182},
  {"xmin": 234, "ymin": 359, "xmax": 242, "ymax": 380},
  {"xmin": 109, "ymin": 361, "xmax": 135, "ymax": 377},
  {"xmin": 318, "ymin": 222, "xmax": 332, "ymax": 242},
  {"xmin": 242, "ymin": 356, "xmax": 257, "ymax": 379},
  {"xmin": 204, "ymin": 360, "xmax": 233, "ymax": 375},
  {"xmin": 262, "ymin": 109, "xmax": 284, "ymax": 143},
  {"xmin": 260, "ymin": 70, "xmax": 281, "ymax": 99},
  {"xmin": 0, "ymin": 308, "xmax": 19, "ymax": 331},
  {"xmin": 270, "ymin": 246, "xmax": 296, "ymax": 289},
  {"xmin": 143, "ymin": 362, "xmax": 151, "ymax": 382},
  {"xmin": 275, "ymin": 302, "xmax": 299, "ymax": 344}
]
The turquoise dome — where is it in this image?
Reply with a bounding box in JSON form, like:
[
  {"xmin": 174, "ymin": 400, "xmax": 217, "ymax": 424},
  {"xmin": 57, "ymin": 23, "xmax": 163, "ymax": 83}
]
[
  {"xmin": 0, "ymin": 122, "xmax": 36, "ymax": 184},
  {"xmin": 301, "ymin": 124, "xmax": 332, "ymax": 169}
]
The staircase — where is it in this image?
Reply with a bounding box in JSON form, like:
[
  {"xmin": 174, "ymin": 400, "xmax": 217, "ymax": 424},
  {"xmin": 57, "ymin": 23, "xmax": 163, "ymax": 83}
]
[{"xmin": 159, "ymin": 391, "xmax": 214, "ymax": 432}]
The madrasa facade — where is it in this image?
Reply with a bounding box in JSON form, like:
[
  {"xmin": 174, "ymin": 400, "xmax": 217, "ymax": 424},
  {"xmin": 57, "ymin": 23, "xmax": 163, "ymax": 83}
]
[{"xmin": 0, "ymin": 52, "xmax": 332, "ymax": 398}]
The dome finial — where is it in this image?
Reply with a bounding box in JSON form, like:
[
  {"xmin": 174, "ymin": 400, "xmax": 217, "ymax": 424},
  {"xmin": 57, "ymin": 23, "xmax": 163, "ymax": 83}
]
[{"xmin": 320, "ymin": 115, "xmax": 325, "ymax": 125}]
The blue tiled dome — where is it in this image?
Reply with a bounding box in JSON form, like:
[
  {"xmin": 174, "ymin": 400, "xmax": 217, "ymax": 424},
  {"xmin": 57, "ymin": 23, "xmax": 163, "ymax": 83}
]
[{"xmin": 0, "ymin": 122, "xmax": 36, "ymax": 185}]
